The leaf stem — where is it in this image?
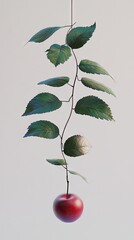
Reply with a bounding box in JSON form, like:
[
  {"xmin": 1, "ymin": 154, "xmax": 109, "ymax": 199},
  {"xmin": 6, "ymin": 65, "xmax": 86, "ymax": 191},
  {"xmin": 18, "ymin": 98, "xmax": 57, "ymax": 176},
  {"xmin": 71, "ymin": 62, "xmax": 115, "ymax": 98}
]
[
  {"xmin": 67, "ymin": 83, "xmax": 73, "ymax": 87},
  {"xmin": 62, "ymin": 97, "xmax": 72, "ymax": 103}
]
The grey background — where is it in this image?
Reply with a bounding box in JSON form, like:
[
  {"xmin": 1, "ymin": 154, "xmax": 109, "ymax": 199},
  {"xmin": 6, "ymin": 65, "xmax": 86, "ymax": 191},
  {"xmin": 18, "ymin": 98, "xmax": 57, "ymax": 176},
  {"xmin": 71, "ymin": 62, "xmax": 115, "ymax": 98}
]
[{"xmin": 0, "ymin": 0, "xmax": 134, "ymax": 239}]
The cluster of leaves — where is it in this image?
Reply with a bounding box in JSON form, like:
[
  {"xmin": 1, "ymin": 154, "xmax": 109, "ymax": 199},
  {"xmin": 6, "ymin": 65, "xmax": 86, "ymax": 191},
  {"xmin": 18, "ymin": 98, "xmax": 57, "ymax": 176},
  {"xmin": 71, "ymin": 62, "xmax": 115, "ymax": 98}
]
[{"xmin": 23, "ymin": 23, "xmax": 115, "ymax": 181}]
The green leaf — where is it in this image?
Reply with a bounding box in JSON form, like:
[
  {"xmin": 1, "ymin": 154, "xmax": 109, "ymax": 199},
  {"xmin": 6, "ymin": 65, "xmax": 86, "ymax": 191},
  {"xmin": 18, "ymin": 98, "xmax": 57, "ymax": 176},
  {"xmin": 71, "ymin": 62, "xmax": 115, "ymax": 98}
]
[
  {"xmin": 47, "ymin": 159, "xmax": 66, "ymax": 166},
  {"xmin": 28, "ymin": 26, "xmax": 63, "ymax": 43},
  {"xmin": 24, "ymin": 120, "xmax": 59, "ymax": 139},
  {"xmin": 64, "ymin": 135, "xmax": 90, "ymax": 157},
  {"xmin": 79, "ymin": 59, "xmax": 112, "ymax": 77},
  {"xmin": 81, "ymin": 78, "xmax": 116, "ymax": 96},
  {"xmin": 38, "ymin": 76, "xmax": 69, "ymax": 87},
  {"xmin": 69, "ymin": 170, "xmax": 88, "ymax": 183},
  {"xmin": 75, "ymin": 96, "xmax": 114, "ymax": 121},
  {"xmin": 46, "ymin": 44, "xmax": 71, "ymax": 66},
  {"xmin": 22, "ymin": 92, "xmax": 62, "ymax": 116},
  {"xmin": 66, "ymin": 23, "xmax": 96, "ymax": 49}
]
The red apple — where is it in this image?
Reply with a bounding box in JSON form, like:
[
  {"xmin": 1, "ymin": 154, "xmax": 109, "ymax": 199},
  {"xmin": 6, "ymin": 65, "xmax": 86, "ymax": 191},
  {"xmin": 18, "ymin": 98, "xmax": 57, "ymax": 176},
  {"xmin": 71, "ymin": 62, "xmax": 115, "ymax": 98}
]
[{"xmin": 53, "ymin": 193, "xmax": 84, "ymax": 223}]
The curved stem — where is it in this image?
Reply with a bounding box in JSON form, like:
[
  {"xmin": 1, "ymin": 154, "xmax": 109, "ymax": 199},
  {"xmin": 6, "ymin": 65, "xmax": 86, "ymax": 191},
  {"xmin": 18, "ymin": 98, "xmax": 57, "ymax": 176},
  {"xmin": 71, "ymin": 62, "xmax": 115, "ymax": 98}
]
[
  {"xmin": 60, "ymin": 50, "xmax": 78, "ymax": 195},
  {"xmin": 60, "ymin": 53, "xmax": 79, "ymax": 196},
  {"xmin": 61, "ymin": 50, "xmax": 78, "ymax": 140}
]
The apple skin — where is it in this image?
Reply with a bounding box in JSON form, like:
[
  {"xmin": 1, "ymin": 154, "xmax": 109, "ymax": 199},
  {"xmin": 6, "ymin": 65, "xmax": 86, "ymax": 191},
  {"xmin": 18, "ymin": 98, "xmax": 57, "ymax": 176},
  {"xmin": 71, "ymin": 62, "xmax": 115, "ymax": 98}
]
[{"xmin": 53, "ymin": 193, "xmax": 84, "ymax": 223}]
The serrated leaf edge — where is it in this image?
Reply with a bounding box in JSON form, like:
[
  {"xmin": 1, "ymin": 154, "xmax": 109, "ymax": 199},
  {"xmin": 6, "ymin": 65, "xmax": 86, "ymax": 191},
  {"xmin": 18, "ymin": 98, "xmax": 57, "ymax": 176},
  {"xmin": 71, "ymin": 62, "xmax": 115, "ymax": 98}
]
[
  {"xmin": 23, "ymin": 120, "xmax": 59, "ymax": 139},
  {"xmin": 81, "ymin": 77, "xmax": 116, "ymax": 97},
  {"xmin": 79, "ymin": 59, "xmax": 113, "ymax": 79},
  {"xmin": 38, "ymin": 76, "xmax": 70, "ymax": 87},
  {"xmin": 22, "ymin": 92, "xmax": 62, "ymax": 116},
  {"xmin": 66, "ymin": 23, "xmax": 96, "ymax": 49},
  {"xmin": 28, "ymin": 26, "xmax": 64, "ymax": 43},
  {"xmin": 75, "ymin": 95, "xmax": 114, "ymax": 121},
  {"xmin": 46, "ymin": 44, "xmax": 72, "ymax": 67}
]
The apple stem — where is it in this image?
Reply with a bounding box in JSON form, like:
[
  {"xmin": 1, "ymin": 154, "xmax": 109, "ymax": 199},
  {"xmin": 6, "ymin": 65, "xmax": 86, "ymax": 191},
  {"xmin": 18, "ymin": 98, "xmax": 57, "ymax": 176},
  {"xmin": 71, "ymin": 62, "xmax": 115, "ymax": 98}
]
[
  {"xmin": 60, "ymin": 138, "xmax": 70, "ymax": 195},
  {"xmin": 66, "ymin": 173, "xmax": 69, "ymax": 195}
]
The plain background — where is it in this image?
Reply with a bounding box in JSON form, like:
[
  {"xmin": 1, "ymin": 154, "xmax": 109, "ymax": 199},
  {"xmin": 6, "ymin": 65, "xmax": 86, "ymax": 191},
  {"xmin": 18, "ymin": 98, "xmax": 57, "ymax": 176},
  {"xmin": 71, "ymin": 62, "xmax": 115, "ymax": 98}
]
[{"xmin": 0, "ymin": 0, "xmax": 134, "ymax": 239}]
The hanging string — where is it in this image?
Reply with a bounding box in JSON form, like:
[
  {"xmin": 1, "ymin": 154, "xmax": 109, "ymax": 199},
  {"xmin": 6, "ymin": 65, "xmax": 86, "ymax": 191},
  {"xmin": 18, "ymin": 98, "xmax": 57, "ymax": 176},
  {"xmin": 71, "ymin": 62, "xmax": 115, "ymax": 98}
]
[{"xmin": 71, "ymin": 0, "xmax": 73, "ymax": 27}]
